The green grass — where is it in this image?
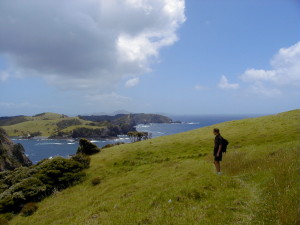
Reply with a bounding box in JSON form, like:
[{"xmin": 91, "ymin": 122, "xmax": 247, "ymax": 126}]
[{"xmin": 9, "ymin": 110, "xmax": 300, "ymax": 225}]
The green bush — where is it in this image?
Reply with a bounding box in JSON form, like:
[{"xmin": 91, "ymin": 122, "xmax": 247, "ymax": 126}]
[
  {"xmin": 0, "ymin": 155, "xmax": 88, "ymax": 214},
  {"xmin": 71, "ymin": 154, "xmax": 91, "ymax": 169},
  {"xmin": 21, "ymin": 202, "xmax": 38, "ymax": 217},
  {"xmin": 77, "ymin": 139, "xmax": 100, "ymax": 155},
  {"xmin": 35, "ymin": 157, "xmax": 86, "ymax": 191},
  {"xmin": 102, "ymin": 142, "xmax": 125, "ymax": 149},
  {"xmin": 1, "ymin": 167, "xmax": 38, "ymax": 187},
  {"xmin": 91, "ymin": 177, "xmax": 101, "ymax": 186},
  {"xmin": 0, "ymin": 177, "xmax": 46, "ymax": 213}
]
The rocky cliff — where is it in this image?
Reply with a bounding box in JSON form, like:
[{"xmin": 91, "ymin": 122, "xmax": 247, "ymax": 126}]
[{"xmin": 0, "ymin": 128, "xmax": 32, "ymax": 171}]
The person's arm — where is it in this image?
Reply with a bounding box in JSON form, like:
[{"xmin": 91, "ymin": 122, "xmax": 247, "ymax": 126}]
[{"xmin": 217, "ymin": 144, "xmax": 222, "ymax": 156}]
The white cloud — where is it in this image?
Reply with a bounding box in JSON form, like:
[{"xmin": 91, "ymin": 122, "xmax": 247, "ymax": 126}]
[
  {"xmin": 0, "ymin": 0, "xmax": 186, "ymax": 91},
  {"xmin": 249, "ymin": 83, "xmax": 281, "ymax": 97},
  {"xmin": 218, "ymin": 75, "xmax": 240, "ymax": 90},
  {"xmin": 194, "ymin": 84, "xmax": 208, "ymax": 91},
  {"xmin": 125, "ymin": 77, "xmax": 140, "ymax": 88},
  {"xmin": 240, "ymin": 42, "xmax": 300, "ymax": 94}
]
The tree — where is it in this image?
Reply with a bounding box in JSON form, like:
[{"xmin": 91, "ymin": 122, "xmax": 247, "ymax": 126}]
[
  {"xmin": 127, "ymin": 132, "xmax": 151, "ymax": 142},
  {"xmin": 77, "ymin": 139, "xmax": 100, "ymax": 155}
]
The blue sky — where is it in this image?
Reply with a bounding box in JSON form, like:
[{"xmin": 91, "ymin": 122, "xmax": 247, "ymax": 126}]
[{"xmin": 0, "ymin": 0, "xmax": 299, "ymax": 116}]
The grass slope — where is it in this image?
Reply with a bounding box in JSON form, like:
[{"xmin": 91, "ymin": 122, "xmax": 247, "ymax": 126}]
[{"xmin": 9, "ymin": 110, "xmax": 300, "ymax": 225}]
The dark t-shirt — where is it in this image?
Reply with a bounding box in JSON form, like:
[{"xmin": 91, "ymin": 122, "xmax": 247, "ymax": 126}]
[{"xmin": 214, "ymin": 134, "xmax": 223, "ymax": 154}]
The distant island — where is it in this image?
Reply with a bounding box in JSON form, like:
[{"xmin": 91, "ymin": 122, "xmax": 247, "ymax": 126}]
[{"xmin": 0, "ymin": 112, "xmax": 173, "ymax": 139}]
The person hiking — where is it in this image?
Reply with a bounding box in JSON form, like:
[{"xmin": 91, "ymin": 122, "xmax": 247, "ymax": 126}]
[{"xmin": 213, "ymin": 128, "xmax": 223, "ymax": 175}]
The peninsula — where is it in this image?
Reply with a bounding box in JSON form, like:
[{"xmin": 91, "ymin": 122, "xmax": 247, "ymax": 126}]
[{"xmin": 0, "ymin": 112, "xmax": 173, "ymax": 139}]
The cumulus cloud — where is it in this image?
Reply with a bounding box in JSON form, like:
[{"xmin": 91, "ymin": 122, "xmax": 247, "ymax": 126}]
[
  {"xmin": 125, "ymin": 77, "xmax": 140, "ymax": 88},
  {"xmin": 240, "ymin": 42, "xmax": 300, "ymax": 95},
  {"xmin": 0, "ymin": 0, "xmax": 185, "ymax": 91},
  {"xmin": 218, "ymin": 75, "xmax": 240, "ymax": 90}
]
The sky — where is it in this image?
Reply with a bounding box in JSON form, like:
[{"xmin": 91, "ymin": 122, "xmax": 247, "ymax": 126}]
[{"xmin": 0, "ymin": 0, "xmax": 299, "ymax": 116}]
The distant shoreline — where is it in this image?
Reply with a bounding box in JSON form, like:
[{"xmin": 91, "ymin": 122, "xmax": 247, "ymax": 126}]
[{"xmin": 10, "ymin": 136, "xmax": 121, "ymax": 141}]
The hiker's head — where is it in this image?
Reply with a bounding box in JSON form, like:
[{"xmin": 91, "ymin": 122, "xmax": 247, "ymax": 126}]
[{"xmin": 213, "ymin": 128, "xmax": 220, "ymax": 135}]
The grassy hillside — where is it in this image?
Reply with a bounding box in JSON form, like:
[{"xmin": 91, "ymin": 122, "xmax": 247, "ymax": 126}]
[
  {"xmin": 9, "ymin": 110, "xmax": 300, "ymax": 225},
  {"xmin": 1, "ymin": 112, "xmax": 171, "ymax": 137},
  {"xmin": 1, "ymin": 113, "xmax": 91, "ymax": 137}
]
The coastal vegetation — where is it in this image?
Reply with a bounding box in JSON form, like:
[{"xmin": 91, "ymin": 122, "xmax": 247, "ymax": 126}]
[
  {"xmin": 6, "ymin": 109, "xmax": 299, "ymax": 225},
  {"xmin": 0, "ymin": 138, "xmax": 100, "ymax": 220},
  {"xmin": 0, "ymin": 112, "xmax": 172, "ymax": 139},
  {"xmin": 127, "ymin": 131, "xmax": 152, "ymax": 142}
]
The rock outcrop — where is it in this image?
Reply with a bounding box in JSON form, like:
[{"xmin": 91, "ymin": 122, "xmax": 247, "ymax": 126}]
[{"xmin": 0, "ymin": 128, "xmax": 32, "ymax": 171}]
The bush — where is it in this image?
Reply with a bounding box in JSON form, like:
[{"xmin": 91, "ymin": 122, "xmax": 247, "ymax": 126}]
[
  {"xmin": 71, "ymin": 154, "xmax": 91, "ymax": 169},
  {"xmin": 35, "ymin": 157, "xmax": 86, "ymax": 191},
  {"xmin": 0, "ymin": 156, "xmax": 88, "ymax": 214},
  {"xmin": 1, "ymin": 167, "xmax": 37, "ymax": 187},
  {"xmin": 77, "ymin": 139, "xmax": 100, "ymax": 155},
  {"xmin": 0, "ymin": 177, "xmax": 46, "ymax": 213},
  {"xmin": 91, "ymin": 177, "xmax": 101, "ymax": 186},
  {"xmin": 56, "ymin": 119, "xmax": 82, "ymax": 130},
  {"xmin": 21, "ymin": 202, "xmax": 38, "ymax": 217},
  {"xmin": 102, "ymin": 142, "xmax": 125, "ymax": 149}
]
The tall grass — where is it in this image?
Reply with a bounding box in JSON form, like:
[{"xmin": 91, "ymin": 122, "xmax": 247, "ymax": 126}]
[
  {"xmin": 223, "ymin": 141, "xmax": 300, "ymax": 225},
  {"xmin": 9, "ymin": 110, "xmax": 300, "ymax": 225}
]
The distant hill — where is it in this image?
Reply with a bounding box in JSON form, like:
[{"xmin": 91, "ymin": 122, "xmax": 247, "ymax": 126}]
[
  {"xmin": 0, "ymin": 116, "xmax": 29, "ymax": 126},
  {"xmin": 7, "ymin": 109, "xmax": 300, "ymax": 225},
  {"xmin": 79, "ymin": 113, "xmax": 172, "ymax": 125},
  {"xmin": 0, "ymin": 112, "xmax": 173, "ymax": 138}
]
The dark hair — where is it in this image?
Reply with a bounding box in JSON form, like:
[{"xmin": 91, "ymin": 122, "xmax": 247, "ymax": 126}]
[{"xmin": 213, "ymin": 128, "xmax": 220, "ymax": 133}]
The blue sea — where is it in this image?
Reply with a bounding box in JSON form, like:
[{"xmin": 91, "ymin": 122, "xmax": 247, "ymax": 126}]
[{"xmin": 12, "ymin": 115, "xmax": 258, "ymax": 164}]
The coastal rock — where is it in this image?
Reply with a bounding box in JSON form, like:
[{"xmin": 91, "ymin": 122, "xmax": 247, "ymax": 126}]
[{"xmin": 0, "ymin": 128, "xmax": 32, "ymax": 171}]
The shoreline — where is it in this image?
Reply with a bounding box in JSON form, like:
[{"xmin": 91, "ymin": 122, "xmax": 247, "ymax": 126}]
[{"xmin": 10, "ymin": 135, "xmax": 127, "ymax": 141}]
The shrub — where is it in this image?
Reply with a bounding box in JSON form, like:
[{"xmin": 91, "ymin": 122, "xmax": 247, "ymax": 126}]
[
  {"xmin": 21, "ymin": 202, "xmax": 38, "ymax": 217},
  {"xmin": 102, "ymin": 142, "xmax": 125, "ymax": 149},
  {"xmin": 0, "ymin": 177, "xmax": 46, "ymax": 213},
  {"xmin": 71, "ymin": 154, "xmax": 91, "ymax": 169},
  {"xmin": 35, "ymin": 157, "xmax": 86, "ymax": 191},
  {"xmin": 77, "ymin": 139, "xmax": 100, "ymax": 155},
  {"xmin": 91, "ymin": 177, "xmax": 101, "ymax": 186},
  {"xmin": 127, "ymin": 132, "xmax": 150, "ymax": 142},
  {"xmin": 1, "ymin": 167, "xmax": 37, "ymax": 187},
  {"xmin": 0, "ymin": 156, "xmax": 88, "ymax": 214},
  {"xmin": 56, "ymin": 119, "xmax": 82, "ymax": 130}
]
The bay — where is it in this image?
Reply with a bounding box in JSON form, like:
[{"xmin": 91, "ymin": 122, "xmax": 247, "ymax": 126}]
[{"xmin": 12, "ymin": 114, "xmax": 259, "ymax": 163}]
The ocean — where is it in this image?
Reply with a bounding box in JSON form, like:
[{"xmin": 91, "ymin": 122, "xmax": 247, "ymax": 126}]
[{"xmin": 12, "ymin": 114, "xmax": 258, "ymax": 164}]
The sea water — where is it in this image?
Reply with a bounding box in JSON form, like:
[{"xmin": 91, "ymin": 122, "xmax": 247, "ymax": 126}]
[{"xmin": 12, "ymin": 114, "xmax": 258, "ymax": 164}]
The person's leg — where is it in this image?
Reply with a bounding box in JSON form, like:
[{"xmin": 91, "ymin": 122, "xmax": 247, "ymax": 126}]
[{"xmin": 214, "ymin": 161, "xmax": 221, "ymax": 172}]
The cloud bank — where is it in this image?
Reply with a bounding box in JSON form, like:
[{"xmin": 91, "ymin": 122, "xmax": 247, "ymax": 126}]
[
  {"xmin": 0, "ymin": 0, "xmax": 185, "ymax": 91},
  {"xmin": 240, "ymin": 41, "xmax": 300, "ymax": 96}
]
